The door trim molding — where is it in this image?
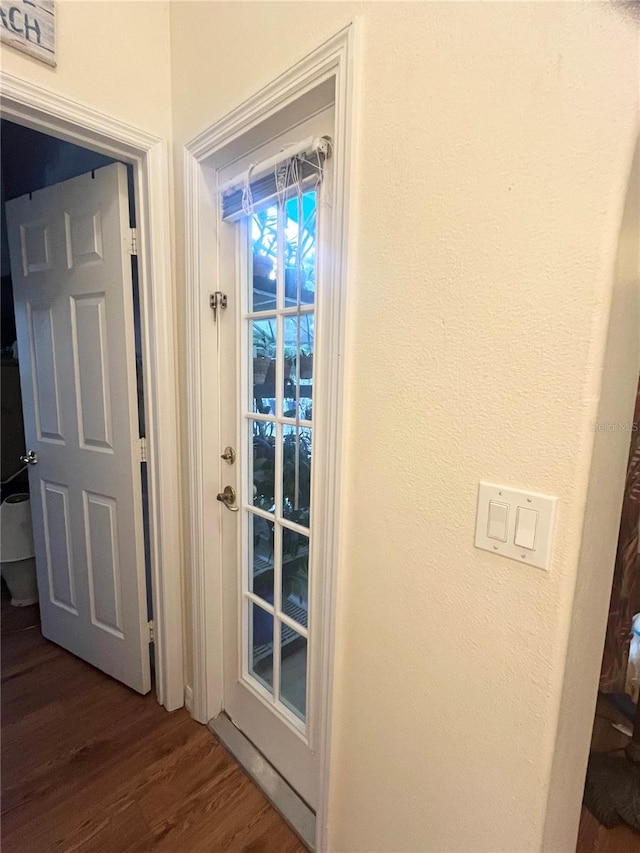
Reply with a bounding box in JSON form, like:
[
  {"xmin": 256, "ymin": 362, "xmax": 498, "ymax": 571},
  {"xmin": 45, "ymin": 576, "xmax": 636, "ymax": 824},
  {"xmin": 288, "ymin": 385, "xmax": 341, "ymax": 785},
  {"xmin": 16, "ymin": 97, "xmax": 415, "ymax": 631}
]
[
  {"xmin": 0, "ymin": 71, "xmax": 184, "ymax": 711},
  {"xmin": 183, "ymin": 24, "xmax": 357, "ymax": 851}
]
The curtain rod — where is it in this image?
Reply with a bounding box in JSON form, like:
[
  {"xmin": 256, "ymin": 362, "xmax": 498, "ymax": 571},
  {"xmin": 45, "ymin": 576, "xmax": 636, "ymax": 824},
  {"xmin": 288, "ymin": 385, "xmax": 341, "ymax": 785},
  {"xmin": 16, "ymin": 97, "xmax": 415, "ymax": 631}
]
[{"xmin": 217, "ymin": 135, "xmax": 330, "ymax": 197}]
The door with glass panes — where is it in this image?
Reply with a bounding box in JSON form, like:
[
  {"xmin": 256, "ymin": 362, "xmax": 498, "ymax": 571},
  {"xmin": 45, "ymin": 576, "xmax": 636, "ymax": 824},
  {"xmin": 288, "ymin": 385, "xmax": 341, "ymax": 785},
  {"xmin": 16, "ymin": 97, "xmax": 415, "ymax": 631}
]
[{"xmin": 217, "ymin": 110, "xmax": 333, "ymax": 809}]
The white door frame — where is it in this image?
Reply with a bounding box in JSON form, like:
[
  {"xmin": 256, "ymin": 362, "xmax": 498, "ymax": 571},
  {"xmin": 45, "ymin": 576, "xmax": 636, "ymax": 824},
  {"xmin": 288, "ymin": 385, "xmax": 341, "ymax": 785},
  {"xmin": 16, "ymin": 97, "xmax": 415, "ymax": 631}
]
[
  {"xmin": 0, "ymin": 71, "xmax": 184, "ymax": 712},
  {"xmin": 183, "ymin": 25, "xmax": 356, "ymax": 850}
]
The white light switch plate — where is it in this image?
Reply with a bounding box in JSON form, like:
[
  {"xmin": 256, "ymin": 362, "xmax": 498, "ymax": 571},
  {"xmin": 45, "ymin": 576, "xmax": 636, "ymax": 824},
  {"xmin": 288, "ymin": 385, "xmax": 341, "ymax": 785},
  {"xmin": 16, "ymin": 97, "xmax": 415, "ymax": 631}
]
[{"xmin": 475, "ymin": 482, "xmax": 558, "ymax": 571}]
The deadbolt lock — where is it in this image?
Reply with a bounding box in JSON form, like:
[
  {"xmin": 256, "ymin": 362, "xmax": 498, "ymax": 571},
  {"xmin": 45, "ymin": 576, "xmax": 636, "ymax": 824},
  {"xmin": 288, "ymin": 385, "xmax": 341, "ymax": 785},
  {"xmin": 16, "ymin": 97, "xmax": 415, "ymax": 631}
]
[{"xmin": 220, "ymin": 446, "xmax": 236, "ymax": 464}]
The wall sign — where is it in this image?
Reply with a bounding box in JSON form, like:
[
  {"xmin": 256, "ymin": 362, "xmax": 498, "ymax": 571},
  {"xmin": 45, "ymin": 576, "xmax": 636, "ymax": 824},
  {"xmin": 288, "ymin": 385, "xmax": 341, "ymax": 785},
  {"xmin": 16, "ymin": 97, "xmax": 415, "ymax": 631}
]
[{"xmin": 0, "ymin": 0, "xmax": 55, "ymax": 67}]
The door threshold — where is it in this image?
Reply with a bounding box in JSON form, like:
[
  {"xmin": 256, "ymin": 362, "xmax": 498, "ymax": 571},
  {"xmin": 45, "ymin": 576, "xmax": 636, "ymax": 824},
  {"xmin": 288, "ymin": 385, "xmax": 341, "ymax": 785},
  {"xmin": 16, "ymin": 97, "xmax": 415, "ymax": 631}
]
[{"xmin": 208, "ymin": 713, "xmax": 315, "ymax": 851}]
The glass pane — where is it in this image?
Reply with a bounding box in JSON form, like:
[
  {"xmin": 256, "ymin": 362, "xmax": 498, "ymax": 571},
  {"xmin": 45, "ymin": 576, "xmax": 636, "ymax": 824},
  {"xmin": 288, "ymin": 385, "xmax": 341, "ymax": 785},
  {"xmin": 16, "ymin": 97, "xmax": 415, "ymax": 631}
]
[
  {"xmin": 250, "ymin": 514, "xmax": 275, "ymax": 604},
  {"xmin": 282, "ymin": 315, "xmax": 314, "ymax": 421},
  {"xmin": 282, "ymin": 529, "xmax": 308, "ymax": 628},
  {"xmin": 251, "ymin": 205, "xmax": 278, "ymax": 312},
  {"xmin": 280, "ymin": 623, "xmax": 307, "ymax": 722},
  {"xmin": 251, "ymin": 419, "xmax": 275, "ymax": 512},
  {"xmin": 284, "ymin": 192, "xmax": 316, "ymax": 308},
  {"xmin": 282, "ymin": 426, "xmax": 312, "ymax": 526},
  {"xmin": 249, "ymin": 601, "xmax": 273, "ymax": 694},
  {"xmin": 252, "ymin": 318, "xmax": 277, "ymax": 413}
]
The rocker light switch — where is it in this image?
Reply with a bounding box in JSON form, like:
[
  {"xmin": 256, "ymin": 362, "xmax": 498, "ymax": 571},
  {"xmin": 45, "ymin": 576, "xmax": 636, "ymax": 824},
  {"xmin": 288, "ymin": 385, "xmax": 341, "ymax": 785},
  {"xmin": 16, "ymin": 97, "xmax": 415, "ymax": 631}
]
[
  {"xmin": 487, "ymin": 501, "xmax": 508, "ymax": 541},
  {"xmin": 514, "ymin": 507, "xmax": 538, "ymax": 550},
  {"xmin": 475, "ymin": 482, "xmax": 558, "ymax": 571}
]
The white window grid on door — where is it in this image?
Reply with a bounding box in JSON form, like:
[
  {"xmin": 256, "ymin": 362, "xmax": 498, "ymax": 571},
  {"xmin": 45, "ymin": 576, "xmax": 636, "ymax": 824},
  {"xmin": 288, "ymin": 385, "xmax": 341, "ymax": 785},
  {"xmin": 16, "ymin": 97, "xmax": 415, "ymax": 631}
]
[{"xmin": 237, "ymin": 195, "xmax": 317, "ymax": 739}]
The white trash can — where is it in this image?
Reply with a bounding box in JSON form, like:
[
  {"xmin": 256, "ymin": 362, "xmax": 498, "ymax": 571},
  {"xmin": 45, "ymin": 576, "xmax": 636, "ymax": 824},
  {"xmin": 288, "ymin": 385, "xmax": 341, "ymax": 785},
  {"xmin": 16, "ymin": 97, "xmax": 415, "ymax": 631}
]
[{"xmin": 0, "ymin": 493, "xmax": 38, "ymax": 607}]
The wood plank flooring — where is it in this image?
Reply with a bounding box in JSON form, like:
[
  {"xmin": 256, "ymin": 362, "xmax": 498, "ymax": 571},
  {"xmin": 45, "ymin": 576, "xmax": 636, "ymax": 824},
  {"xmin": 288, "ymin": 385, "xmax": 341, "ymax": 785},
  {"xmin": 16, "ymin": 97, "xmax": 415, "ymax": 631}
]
[
  {"xmin": 10, "ymin": 595, "xmax": 638, "ymax": 853},
  {"xmin": 1, "ymin": 601, "xmax": 305, "ymax": 853}
]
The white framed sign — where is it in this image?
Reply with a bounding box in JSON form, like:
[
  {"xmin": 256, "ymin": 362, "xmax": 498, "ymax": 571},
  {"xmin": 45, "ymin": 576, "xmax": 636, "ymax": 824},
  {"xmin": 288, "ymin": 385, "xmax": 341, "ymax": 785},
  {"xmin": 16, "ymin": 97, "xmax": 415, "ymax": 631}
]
[{"xmin": 0, "ymin": 0, "xmax": 55, "ymax": 67}]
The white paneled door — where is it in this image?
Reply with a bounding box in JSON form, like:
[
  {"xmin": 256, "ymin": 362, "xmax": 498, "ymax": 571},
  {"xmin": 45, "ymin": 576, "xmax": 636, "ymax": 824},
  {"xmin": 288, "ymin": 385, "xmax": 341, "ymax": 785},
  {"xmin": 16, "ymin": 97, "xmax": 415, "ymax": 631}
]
[{"xmin": 5, "ymin": 164, "xmax": 150, "ymax": 693}]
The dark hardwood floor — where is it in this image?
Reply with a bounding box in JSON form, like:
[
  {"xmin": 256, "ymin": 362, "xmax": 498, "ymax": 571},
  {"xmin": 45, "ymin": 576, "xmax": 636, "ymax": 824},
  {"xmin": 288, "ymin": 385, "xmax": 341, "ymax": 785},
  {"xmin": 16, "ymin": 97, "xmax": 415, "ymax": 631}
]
[
  {"xmin": 1, "ymin": 600, "xmax": 305, "ymax": 853},
  {"xmin": 12, "ymin": 593, "xmax": 637, "ymax": 853}
]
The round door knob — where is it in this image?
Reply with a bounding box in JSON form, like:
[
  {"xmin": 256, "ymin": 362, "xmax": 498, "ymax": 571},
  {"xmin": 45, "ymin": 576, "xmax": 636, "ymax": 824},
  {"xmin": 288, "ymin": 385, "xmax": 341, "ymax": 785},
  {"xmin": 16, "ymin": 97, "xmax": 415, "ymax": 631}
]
[{"xmin": 20, "ymin": 450, "xmax": 38, "ymax": 465}]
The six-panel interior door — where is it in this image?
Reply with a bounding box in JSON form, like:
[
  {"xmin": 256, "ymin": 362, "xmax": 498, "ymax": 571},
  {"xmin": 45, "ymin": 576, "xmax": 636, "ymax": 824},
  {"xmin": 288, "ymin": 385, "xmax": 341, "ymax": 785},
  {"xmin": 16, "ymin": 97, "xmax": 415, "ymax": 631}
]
[
  {"xmin": 5, "ymin": 163, "xmax": 151, "ymax": 694},
  {"xmin": 218, "ymin": 112, "xmax": 333, "ymax": 809}
]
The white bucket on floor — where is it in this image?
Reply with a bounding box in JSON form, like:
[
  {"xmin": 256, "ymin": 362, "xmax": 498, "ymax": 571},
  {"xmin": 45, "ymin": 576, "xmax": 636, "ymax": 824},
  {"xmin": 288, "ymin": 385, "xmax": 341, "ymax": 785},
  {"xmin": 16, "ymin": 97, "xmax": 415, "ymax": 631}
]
[{"xmin": 1, "ymin": 494, "xmax": 38, "ymax": 607}]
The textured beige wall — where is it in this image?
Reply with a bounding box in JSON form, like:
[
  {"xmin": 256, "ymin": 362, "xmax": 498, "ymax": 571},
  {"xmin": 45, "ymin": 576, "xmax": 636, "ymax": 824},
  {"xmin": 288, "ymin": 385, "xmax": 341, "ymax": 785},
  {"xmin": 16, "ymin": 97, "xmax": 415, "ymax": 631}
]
[
  {"xmin": 0, "ymin": 0, "xmax": 173, "ymax": 140},
  {"xmin": 170, "ymin": 3, "xmax": 639, "ymax": 850}
]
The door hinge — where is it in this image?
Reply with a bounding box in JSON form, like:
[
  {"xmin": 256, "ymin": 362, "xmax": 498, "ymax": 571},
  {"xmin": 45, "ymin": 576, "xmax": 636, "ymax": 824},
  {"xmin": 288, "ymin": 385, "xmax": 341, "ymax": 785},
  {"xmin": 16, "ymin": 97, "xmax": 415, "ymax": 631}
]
[
  {"xmin": 127, "ymin": 228, "xmax": 138, "ymax": 256},
  {"xmin": 139, "ymin": 436, "xmax": 147, "ymax": 463},
  {"xmin": 210, "ymin": 291, "xmax": 228, "ymax": 322},
  {"xmin": 148, "ymin": 620, "xmax": 154, "ymax": 643}
]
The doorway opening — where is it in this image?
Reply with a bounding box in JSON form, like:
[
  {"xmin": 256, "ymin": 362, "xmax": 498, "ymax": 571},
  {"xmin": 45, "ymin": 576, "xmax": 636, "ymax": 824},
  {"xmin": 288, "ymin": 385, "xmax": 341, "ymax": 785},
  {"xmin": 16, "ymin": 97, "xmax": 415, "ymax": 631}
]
[
  {"xmin": 0, "ymin": 72, "xmax": 183, "ymax": 710},
  {"xmin": 578, "ymin": 378, "xmax": 640, "ymax": 851},
  {"xmin": 1, "ymin": 119, "xmax": 155, "ymax": 690}
]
